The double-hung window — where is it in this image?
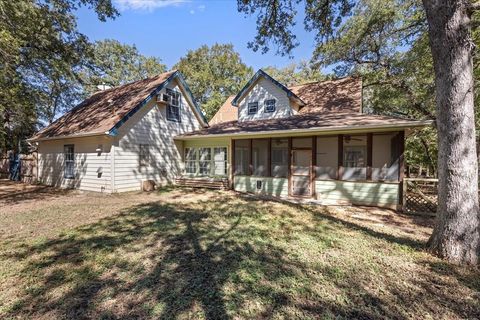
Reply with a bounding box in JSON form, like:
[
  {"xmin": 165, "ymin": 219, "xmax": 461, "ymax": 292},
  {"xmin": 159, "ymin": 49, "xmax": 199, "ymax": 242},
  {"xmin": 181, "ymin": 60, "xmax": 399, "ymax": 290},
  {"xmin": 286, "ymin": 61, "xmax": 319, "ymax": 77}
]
[
  {"xmin": 264, "ymin": 99, "xmax": 276, "ymax": 113},
  {"xmin": 198, "ymin": 148, "xmax": 211, "ymax": 175},
  {"xmin": 139, "ymin": 144, "xmax": 150, "ymax": 167},
  {"xmin": 185, "ymin": 148, "xmax": 197, "ymax": 174},
  {"xmin": 166, "ymin": 88, "xmax": 181, "ymax": 122},
  {"xmin": 213, "ymin": 147, "xmax": 228, "ymax": 176},
  {"xmin": 248, "ymin": 102, "xmax": 258, "ymax": 115},
  {"xmin": 64, "ymin": 144, "xmax": 75, "ymax": 179}
]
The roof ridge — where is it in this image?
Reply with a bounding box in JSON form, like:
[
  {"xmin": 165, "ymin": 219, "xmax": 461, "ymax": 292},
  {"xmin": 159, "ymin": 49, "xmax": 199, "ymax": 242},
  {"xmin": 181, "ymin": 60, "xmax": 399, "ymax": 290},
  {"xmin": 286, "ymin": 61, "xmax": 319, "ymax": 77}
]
[{"xmin": 288, "ymin": 75, "xmax": 359, "ymax": 89}]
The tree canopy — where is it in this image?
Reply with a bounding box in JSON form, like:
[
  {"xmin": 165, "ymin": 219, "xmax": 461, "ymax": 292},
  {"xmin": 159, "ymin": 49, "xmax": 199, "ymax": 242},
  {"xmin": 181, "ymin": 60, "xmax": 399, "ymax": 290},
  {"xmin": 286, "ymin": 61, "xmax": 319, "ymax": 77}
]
[
  {"xmin": 262, "ymin": 61, "xmax": 325, "ymax": 87},
  {"xmin": 174, "ymin": 43, "xmax": 253, "ymax": 120}
]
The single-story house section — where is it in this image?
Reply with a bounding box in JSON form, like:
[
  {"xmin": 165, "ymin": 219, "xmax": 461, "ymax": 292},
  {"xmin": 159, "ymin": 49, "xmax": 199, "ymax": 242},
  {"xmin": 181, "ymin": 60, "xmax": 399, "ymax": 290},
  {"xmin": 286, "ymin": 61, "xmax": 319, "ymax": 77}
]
[{"xmin": 30, "ymin": 69, "xmax": 432, "ymax": 209}]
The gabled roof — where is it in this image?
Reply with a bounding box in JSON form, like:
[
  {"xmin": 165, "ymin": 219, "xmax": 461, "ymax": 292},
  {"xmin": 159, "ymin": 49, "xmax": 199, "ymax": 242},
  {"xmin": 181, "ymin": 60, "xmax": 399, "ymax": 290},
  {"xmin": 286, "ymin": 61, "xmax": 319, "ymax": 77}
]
[
  {"xmin": 209, "ymin": 96, "xmax": 236, "ymax": 125},
  {"xmin": 30, "ymin": 70, "xmax": 207, "ymax": 141},
  {"xmin": 179, "ymin": 111, "xmax": 432, "ymax": 139},
  {"xmin": 209, "ymin": 76, "xmax": 362, "ymax": 125},
  {"xmin": 231, "ymin": 69, "xmax": 306, "ymax": 107}
]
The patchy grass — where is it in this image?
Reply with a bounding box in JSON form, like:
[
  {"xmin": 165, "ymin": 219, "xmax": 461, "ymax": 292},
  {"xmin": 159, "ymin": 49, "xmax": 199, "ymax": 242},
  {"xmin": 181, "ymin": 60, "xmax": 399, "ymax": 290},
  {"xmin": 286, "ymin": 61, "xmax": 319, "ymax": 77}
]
[{"xmin": 0, "ymin": 187, "xmax": 478, "ymax": 319}]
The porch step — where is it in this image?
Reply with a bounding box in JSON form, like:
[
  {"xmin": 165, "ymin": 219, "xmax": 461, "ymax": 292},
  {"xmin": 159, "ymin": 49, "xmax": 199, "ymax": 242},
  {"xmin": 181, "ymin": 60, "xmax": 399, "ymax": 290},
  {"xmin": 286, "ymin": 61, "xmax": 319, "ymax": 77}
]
[{"xmin": 175, "ymin": 178, "xmax": 229, "ymax": 190}]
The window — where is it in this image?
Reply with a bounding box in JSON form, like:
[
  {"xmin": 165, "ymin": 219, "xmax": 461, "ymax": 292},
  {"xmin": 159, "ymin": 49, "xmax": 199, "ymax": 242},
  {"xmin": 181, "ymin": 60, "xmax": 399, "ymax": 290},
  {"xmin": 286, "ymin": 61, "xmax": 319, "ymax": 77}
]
[
  {"xmin": 166, "ymin": 88, "xmax": 181, "ymax": 122},
  {"xmin": 185, "ymin": 148, "xmax": 197, "ymax": 174},
  {"xmin": 344, "ymin": 146, "xmax": 366, "ymax": 167},
  {"xmin": 184, "ymin": 147, "xmax": 228, "ymax": 176},
  {"xmin": 248, "ymin": 102, "xmax": 258, "ymax": 115},
  {"xmin": 139, "ymin": 144, "xmax": 150, "ymax": 167},
  {"xmin": 213, "ymin": 147, "xmax": 228, "ymax": 176},
  {"xmin": 199, "ymin": 148, "xmax": 211, "ymax": 175},
  {"xmin": 265, "ymin": 99, "xmax": 276, "ymax": 113},
  {"xmin": 271, "ymin": 139, "xmax": 288, "ymax": 177},
  {"xmin": 64, "ymin": 144, "xmax": 75, "ymax": 179}
]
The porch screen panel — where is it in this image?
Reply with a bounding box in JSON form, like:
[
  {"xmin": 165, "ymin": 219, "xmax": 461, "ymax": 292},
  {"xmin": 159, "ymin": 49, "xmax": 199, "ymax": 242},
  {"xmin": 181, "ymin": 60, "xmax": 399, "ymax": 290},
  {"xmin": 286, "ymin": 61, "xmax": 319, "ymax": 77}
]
[
  {"xmin": 292, "ymin": 137, "xmax": 312, "ymax": 148},
  {"xmin": 271, "ymin": 138, "xmax": 288, "ymax": 177},
  {"xmin": 343, "ymin": 135, "xmax": 367, "ymax": 181},
  {"xmin": 252, "ymin": 139, "xmax": 269, "ymax": 176},
  {"xmin": 372, "ymin": 133, "xmax": 400, "ymax": 181},
  {"xmin": 234, "ymin": 139, "xmax": 250, "ymax": 175},
  {"xmin": 316, "ymin": 136, "xmax": 337, "ymax": 180}
]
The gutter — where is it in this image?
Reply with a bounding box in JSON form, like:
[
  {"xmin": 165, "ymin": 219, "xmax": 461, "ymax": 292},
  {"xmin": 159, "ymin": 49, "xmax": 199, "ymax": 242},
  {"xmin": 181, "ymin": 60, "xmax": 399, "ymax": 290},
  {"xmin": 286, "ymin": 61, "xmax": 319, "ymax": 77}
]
[
  {"xmin": 175, "ymin": 120, "xmax": 433, "ymax": 140},
  {"xmin": 28, "ymin": 131, "xmax": 110, "ymax": 142}
]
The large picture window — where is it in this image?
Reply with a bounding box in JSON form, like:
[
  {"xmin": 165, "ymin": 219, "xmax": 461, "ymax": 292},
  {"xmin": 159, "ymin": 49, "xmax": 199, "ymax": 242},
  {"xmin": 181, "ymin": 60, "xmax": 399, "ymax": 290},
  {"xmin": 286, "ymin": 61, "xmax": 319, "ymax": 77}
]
[
  {"xmin": 64, "ymin": 144, "xmax": 75, "ymax": 179},
  {"xmin": 184, "ymin": 146, "xmax": 228, "ymax": 176},
  {"xmin": 166, "ymin": 88, "xmax": 181, "ymax": 122}
]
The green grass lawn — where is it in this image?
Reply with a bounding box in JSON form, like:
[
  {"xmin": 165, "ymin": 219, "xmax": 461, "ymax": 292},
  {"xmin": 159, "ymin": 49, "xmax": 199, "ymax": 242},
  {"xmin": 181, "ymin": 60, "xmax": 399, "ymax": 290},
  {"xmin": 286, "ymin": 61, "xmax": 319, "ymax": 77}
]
[{"xmin": 0, "ymin": 187, "xmax": 478, "ymax": 319}]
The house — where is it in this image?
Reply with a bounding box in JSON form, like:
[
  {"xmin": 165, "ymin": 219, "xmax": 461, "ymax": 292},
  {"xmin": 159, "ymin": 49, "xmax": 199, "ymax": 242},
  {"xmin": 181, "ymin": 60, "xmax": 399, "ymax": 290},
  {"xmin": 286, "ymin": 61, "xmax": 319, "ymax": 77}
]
[{"xmin": 30, "ymin": 69, "xmax": 431, "ymax": 209}]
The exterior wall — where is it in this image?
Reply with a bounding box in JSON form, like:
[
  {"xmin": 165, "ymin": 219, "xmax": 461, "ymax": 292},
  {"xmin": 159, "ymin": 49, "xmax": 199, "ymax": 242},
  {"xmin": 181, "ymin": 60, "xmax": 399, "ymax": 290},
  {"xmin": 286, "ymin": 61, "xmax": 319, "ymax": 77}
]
[
  {"xmin": 113, "ymin": 79, "xmax": 202, "ymax": 192},
  {"xmin": 234, "ymin": 176, "xmax": 289, "ymax": 197},
  {"xmin": 315, "ymin": 180, "xmax": 399, "ymax": 207},
  {"xmin": 238, "ymin": 77, "xmax": 292, "ymax": 122},
  {"xmin": 37, "ymin": 135, "xmax": 113, "ymax": 192}
]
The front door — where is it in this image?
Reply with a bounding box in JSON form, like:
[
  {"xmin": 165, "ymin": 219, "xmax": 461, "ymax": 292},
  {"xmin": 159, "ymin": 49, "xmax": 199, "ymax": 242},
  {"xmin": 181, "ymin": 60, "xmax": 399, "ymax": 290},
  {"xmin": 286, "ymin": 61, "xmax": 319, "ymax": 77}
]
[{"xmin": 291, "ymin": 149, "xmax": 311, "ymax": 197}]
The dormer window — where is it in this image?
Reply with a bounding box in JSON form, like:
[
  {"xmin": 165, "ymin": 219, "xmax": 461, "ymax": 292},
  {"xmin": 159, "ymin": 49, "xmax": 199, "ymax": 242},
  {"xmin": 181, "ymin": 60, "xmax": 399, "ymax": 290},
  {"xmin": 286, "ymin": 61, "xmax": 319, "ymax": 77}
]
[
  {"xmin": 248, "ymin": 102, "xmax": 258, "ymax": 115},
  {"xmin": 265, "ymin": 99, "xmax": 276, "ymax": 113},
  {"xmin": 166, "ymin": 88, "xmax": 181, "ymax": 122}
]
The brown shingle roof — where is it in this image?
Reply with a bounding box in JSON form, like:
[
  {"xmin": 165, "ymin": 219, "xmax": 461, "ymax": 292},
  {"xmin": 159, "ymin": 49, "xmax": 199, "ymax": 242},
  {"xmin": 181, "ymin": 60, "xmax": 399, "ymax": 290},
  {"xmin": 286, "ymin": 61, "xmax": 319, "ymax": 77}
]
[
  {"xmin": 291, "ymin": 77, "xmax": 362, "ymax": 114},
  {"xmin": 179, "ymin": 111, "xmax": 431, "ymax": 138},
  {"xmin": 208, "ymin": 76, "xmax": 362, "ymax": 125},
  {"xmin": 208, "ymin": 96, "xmax": 237, "ymax": 125},
  {"xmin": 30, "ymin": 70, "xmax": 177, "ymax": 140}
]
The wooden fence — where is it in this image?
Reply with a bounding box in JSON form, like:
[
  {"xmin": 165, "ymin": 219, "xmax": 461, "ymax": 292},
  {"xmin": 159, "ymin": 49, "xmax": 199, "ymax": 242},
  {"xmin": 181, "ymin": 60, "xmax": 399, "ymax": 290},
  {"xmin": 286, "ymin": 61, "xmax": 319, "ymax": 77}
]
[
  {"xmin": 403, "ymin": 178, "xmax": 438, "ymax": 216},
  {"xmin": 0, "ymin": 153, "xmax": 38, "ymax": 183}
]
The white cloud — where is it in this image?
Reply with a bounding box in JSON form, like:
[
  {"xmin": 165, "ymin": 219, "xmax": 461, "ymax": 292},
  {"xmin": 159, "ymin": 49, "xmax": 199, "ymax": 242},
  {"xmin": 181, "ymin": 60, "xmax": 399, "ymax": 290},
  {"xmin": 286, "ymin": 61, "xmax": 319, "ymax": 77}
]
[
  {"xmin": 189, "ymin": 9, "xmax": 195, "ymax": 14},
  {"xmin": 197, "ymin": 4, "xmax": 205, "ymax": 11},
  {"xmin": 115, "ymin": 0, "xmax": 189, "ymax": 11}
]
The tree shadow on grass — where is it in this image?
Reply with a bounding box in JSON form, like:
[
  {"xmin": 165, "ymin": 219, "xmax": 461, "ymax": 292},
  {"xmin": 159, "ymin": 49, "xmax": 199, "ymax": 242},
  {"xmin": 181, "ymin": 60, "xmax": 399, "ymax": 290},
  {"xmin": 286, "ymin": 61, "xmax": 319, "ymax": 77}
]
[{"xmin": 2, "ymin": 191, "xmax": 478, "ymax": 319}]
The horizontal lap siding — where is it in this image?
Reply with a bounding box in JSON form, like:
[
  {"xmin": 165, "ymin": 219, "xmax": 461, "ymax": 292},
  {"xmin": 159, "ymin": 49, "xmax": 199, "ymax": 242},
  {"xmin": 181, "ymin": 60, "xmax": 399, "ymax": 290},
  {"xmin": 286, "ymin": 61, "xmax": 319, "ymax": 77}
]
[
  {"xmin": 38, "ymin": 136, "xmax": 113, "ymax": 192},
  {"xmin": 315, "ymin": 180, "xmax": 399, "ymax": 206},
  {"xmin": 234, "ymin": 176, "xmax": 288, "ymax": 197},
  {"xmin": 114, "ymin": 81, "xmax": 202, "ymax": 192}
]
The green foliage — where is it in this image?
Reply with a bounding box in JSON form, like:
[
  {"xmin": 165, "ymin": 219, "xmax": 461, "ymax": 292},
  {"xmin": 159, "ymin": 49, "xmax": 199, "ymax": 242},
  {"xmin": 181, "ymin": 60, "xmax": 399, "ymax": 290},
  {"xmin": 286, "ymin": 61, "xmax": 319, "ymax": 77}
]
[
  {"xmin": 262, "ymin": 60, "xmax": 325, "ymax": 86},
  {"xmin": 174, "ymin": 43, "xmax": 253, "ymax": 120},
  {"xmin": 81, "ymin": 39, "xmax": 166, "ymax": 95},
  {"xmin": 0, "ymin": 0, "xmax": 118, "ymax": 153}
]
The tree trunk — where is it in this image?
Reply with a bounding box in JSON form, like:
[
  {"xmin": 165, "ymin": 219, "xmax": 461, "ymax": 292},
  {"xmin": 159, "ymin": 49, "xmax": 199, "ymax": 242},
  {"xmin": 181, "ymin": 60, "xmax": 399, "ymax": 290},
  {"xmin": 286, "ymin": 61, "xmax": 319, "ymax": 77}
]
[{"xmin": 423, "ymin": 0, "xmax": 480, "ymax": 265}]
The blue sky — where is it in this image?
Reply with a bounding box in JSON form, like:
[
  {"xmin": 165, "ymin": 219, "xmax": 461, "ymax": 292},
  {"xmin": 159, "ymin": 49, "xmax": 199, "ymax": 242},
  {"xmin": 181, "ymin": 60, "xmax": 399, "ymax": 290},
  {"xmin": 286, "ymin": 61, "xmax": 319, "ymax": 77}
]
[{"xmin": 76, "ymin": 0, "xmax": 318, "ymax": 71}]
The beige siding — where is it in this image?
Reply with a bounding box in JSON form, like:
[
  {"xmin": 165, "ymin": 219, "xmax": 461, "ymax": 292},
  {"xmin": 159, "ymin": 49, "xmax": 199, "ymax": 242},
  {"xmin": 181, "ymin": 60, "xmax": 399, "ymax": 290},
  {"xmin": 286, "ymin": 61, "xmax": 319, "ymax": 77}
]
[
  {"xmin": 37, "ymin": 136, "xmax": 113, "ymax": 192},
  {"xmin": 315, "ymin": 180, "xmax": 399, "ymax": 207},
  {"xmin": 234, "ymin": 176, "xmax": 289, "ymax": 197},
  {"xmin": 113, "ymin": 79, "xmax": 202, "ymax": 192},
  {"xmin": 238, "ymin": 77, "xmax": 292, "ymax": 122}
]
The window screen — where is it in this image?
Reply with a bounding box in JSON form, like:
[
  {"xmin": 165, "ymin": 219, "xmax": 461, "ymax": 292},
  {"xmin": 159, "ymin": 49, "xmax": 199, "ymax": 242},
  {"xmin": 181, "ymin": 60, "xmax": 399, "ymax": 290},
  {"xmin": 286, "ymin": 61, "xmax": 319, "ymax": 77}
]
[
  {"xmin": 343, "ymin": 135, "xmax": 367, "ymax": 180},
  {"xmin": 316, "ymin": 136, "xmax": 337, "ymax": 180},
  {"xmin": 234, "ymin": 139, "xmax": 250, "ymax": 175},
  {"xmin": 64, "ymin": 144, "xmax": 74, "ymax": 179},
  {"xmin": 372, "ymin": 132, "xmax": 400, "ymax": 181},
  {"xmin": 252, "ymin": 139, "xmax": 269, "ymax": 176},
  {"xmin": 271, "ymin": 138, "xmax": 288, "ymax": 177}
]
